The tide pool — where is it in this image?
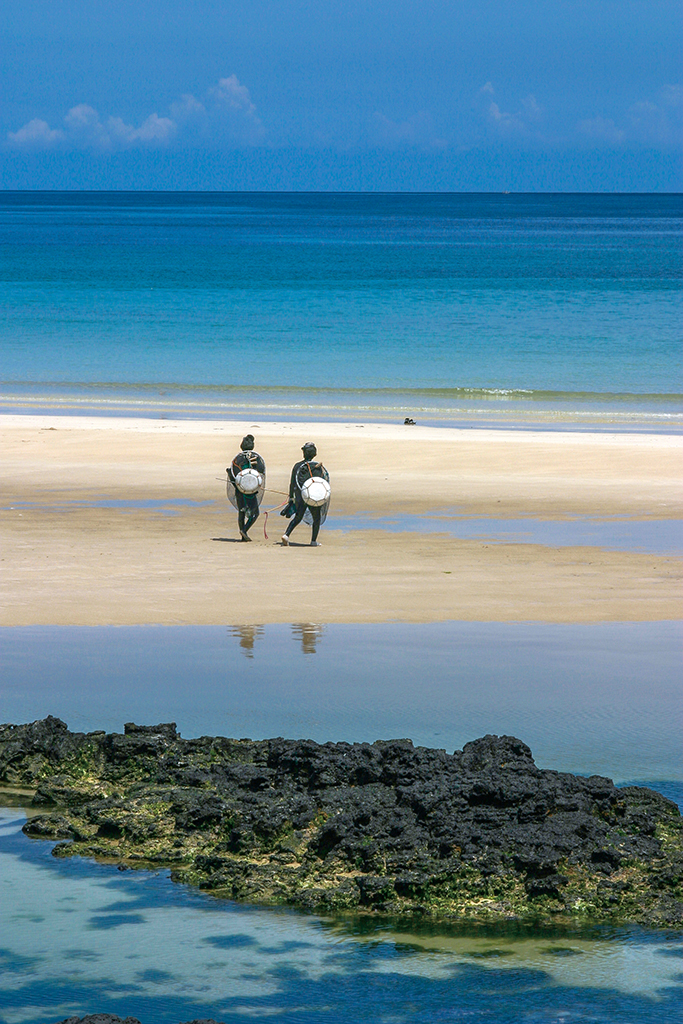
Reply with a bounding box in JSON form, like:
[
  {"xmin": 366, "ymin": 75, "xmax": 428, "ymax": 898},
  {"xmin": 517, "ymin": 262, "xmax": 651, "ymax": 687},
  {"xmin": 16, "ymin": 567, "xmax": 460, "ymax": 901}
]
[
  {"xmin": 329, "ymin": 512, "xmax": 683, "ymax": 555},
  {"xmin": 0, "ymin": 806, "xmax": 681, "ymax": 1024},
  {"xmin": 2, "ymin": 622, "xmax": 680, "ymax": 783},
  {"xmin": 2, "ymin": 618, "xmax": 681, "ymax": 1022},
  {"xmin": 4, "ymin": 497, "xmax": 680, "ymax": 554}
]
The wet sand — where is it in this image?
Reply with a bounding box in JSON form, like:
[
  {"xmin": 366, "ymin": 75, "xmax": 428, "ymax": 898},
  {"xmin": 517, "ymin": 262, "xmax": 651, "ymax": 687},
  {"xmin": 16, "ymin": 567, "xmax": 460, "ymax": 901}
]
[{"xmin": 2, "ymin": 414, "xmax": 681, "ymax": 625}]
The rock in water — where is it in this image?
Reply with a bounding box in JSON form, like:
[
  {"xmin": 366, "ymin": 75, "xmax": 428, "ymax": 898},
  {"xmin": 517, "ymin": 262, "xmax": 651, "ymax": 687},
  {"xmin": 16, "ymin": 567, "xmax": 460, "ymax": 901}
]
[
  {"xmin": 56, "ymin": 1018, "xmax": 224, "ymax": 1024},
  {"xmin": 57, "ymin": 1017, "xmax": 143, "ymax": 1024},
  {"xmin": 1, "ymin": 717, "xmax": 681, "ymax": 925}
]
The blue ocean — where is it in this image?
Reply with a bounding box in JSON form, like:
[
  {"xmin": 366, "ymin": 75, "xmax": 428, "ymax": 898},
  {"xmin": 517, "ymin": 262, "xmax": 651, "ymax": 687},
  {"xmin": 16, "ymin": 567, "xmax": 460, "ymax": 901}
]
[
  {"xmin": 0, "ymin": 191, "xmax": 681, "ymax": 428},
  {"xmin": 1, "ymin": 193, "xmax": 682, "ymax": 1023}
]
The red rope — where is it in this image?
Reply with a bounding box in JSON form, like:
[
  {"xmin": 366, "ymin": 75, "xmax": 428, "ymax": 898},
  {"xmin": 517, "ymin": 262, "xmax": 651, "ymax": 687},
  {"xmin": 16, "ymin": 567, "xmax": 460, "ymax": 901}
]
[{"xmin": 263, "ymin": 500, "xmax": 288, "ymax": 540}]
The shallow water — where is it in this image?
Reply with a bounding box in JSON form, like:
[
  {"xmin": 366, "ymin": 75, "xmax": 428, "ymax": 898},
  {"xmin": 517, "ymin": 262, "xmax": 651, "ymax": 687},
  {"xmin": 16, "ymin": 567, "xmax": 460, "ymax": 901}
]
[
  {"xmin": 3, "ymin": 498, "xmax": 214, "ymax": 516},
  {"xmin": 2, "ymin": 622, "xmax": 680, "ymax": 783},
  {"xmin": 330, "ymin": 512, "xmax": 683, "ymax": 556},
  {"xmin": 4, "ymin": 497, "xmax": 680, "ymax": 554},
  {"xmin": 0, "ymin": 807, "xmax": 681, "ymax": 1024}
]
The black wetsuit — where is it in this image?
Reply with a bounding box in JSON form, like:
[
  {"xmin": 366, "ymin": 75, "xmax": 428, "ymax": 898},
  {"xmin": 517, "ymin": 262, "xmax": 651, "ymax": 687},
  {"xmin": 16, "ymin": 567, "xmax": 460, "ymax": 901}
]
[
  {"xmin": 283, "ymin": 459, "xmax": 328, "ymax": 543},
  {"xmin": 228, "ymin": 451, "xmax": 266, "ymax": 536}
]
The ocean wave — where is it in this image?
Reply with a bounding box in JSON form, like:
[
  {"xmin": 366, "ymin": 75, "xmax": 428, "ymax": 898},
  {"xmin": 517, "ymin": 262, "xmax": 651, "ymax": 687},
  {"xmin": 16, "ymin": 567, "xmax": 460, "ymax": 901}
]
[
  {"xmin": 1, "ymin": 381, "xmax": 682, "ymax": 404},
  {"xmin": 1, "ymin": 391, "xmax": 682, "ymax": 431}
]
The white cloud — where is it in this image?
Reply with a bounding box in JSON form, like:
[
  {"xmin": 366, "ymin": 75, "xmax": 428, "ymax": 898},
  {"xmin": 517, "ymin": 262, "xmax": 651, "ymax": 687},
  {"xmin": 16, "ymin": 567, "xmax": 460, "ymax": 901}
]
[
  {"xmin": 209, "ymin": 75, "xmax": 263, "ymax": 142},
  {"xmin": 636, "ymin": 84, "xmax": 683, "ymax": 144},
  {"xmin": 170, "ymin": 93, "xmax": 207, "ymax": 122},
  {"xmin": 7, "ymin": 118, "xmax": 65, "ymax": 149},
  {"xmin": 660, "ymin": 83, "xmax": 683, "ymax": 108},
  {"xmin": 6, "ymin": 74, "xmax": 262, "ymax": 152},
  {"xmin": 209, "ymin": 75, "xmax": 258, "ymax": 116},
  {"xmin": 577, "ymin": 116, "xmax": 626, "ymax": 145},
  {"xmin": 521, "ymin": 95, "xmax": 543, "ymax": 121},
  {"xmin": 576, "ymin": 85, "xmax": 682, "ymax": 146},
  {"xmin": 626, "ymin": 101, "xmax": 668, "ymax": 144},
  {"xmin": 180, "ymin": 74, "xmax": 264, "ymax": 145},
  {"xmin": 7, "ymin": 103, "xmax": 176, "ymax": 152},
  {"xmin": 370, "ymin": 111, "xmax": 446, "ymax": 149},
  {"xmin": 476, "ymin": 83, "xmax": 539, "ymax": 137},
  {"xmin": 488, "ymin": 101, "xmax": 526, "ymax": 134},
  {"xmin": 62, "ymin": 104, "xmax": 110, "ymax": 148},
  {"xmin": 109, "ymin": 113, "xmax": 176, "ymax": 146}
]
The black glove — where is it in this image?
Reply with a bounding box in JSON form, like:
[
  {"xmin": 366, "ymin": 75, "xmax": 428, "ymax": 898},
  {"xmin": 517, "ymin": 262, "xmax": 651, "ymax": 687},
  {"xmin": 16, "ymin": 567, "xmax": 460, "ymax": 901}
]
[{"xmin": 280, "ymin": 499, "xmax": 296, "ymax": 518}]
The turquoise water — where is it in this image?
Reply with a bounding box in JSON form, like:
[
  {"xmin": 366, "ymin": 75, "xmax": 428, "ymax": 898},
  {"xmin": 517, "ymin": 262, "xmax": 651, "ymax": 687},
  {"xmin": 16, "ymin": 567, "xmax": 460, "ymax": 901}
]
[
  {"xmin": 1, "ymin": 805, "xmax": 682, "ymax": 1024},
  {"xmin": 1, "ymin": 192, "xmax": 681, "ymax": 428}
]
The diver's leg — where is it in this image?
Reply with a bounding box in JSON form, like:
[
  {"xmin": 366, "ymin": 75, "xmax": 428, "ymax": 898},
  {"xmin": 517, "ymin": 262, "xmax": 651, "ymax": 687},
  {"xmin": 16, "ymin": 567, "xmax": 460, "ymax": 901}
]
[
  {"xmin": 238, "ymin": 508, "xmax": 251, "ymax": 540},
  {"xmin": 283, "ymin": 502, "xmax": 306, "ymax": 541},
  {"xmin": 236, "ymin": 492, "xmax": 251, "ymax": 541},
  {"xmin": 243, "ymin": 496, "xmax": 259, "ymax": 534},
  {"xmin": 310, "ymin": 506, "xmax": 322, "ymax": 544}
]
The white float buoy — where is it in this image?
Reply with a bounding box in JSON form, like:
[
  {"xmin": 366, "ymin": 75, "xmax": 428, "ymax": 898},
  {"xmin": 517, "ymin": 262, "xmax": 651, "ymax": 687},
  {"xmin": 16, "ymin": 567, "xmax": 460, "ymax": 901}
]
[
  {"xmin": 234, "ymin": 468, "xmax": 263, "ymax": 494},
  {"xmin": 301, "ymin": 477, "xmax": 331, "ymax": 507}
]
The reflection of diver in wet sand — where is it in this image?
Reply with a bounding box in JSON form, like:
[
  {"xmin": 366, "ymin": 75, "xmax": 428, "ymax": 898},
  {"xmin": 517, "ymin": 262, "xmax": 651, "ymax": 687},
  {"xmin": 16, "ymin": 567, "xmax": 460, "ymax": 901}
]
[
  {"xmin": 230, "ymin": 624, "xmax": 264, "ymax": 658},
  {"xmin": 292, "ymin": 622, "xmax": 324, "ymax": 654},
  {"xmin": 226, "ymin": 435, "xmax": 266, "ymax": 541},
  {"xmin": 281, "ymin": 442, "xmax": 330, "ymax": 547}
]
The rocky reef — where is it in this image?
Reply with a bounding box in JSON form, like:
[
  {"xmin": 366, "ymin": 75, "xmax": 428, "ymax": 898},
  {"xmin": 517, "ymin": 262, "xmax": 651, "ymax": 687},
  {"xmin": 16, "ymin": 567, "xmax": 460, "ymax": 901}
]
[
  {"xmin": 1, "ymin": 716, "xmax": 681, "ymax": 926},
  {"xmin": 57, "ymin": 1017, "xmax": 217, "ymax": 1024}
]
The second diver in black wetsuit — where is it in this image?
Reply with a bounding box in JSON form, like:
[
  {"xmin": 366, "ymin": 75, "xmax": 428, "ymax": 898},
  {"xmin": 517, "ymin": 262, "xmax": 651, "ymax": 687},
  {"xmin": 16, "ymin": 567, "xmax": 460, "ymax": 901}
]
[
  {"xmin": 226, "ymin": 434, "xmax": 266, "ymax": 541},
  {"xmin": 281, "ymin": 442, "xmax": 330, "ymax": 547}
]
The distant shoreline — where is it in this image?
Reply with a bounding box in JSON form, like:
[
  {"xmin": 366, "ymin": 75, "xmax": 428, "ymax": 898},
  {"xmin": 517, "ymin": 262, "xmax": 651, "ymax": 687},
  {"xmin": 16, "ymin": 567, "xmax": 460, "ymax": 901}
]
[{"xmin": 2, "ymin": 388, "xmax": 682, "ymax": 434}]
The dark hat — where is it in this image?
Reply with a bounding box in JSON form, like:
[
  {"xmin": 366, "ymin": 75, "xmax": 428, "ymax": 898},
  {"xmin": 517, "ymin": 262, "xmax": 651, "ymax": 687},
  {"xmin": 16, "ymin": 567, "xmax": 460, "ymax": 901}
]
[
  {"xmin": 240, "ymin": 434, "xmax": 255, "ymax": 451},
  {"xmin": 302, "ymin": 441, "xmax": 317, "ymax": 458}
]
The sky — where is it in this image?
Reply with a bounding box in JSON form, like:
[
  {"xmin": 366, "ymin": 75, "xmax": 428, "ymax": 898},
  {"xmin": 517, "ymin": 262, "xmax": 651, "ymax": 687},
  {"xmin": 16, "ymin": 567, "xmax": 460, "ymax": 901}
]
[{"xmin": 1, "ymin": 0, "xmax": 681, "ymax": 191}]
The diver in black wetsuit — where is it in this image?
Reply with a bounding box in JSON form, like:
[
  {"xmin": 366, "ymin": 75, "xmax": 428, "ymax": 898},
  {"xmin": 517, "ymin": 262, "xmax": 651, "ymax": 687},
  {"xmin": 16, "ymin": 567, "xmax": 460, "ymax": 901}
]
[
  {"xmin": 227, "ymin": 434, "xmax": 266, "ymax": 542},
  {"xmin": 281, "ymin": 442, "xmax": 330, "ymax": 547}
]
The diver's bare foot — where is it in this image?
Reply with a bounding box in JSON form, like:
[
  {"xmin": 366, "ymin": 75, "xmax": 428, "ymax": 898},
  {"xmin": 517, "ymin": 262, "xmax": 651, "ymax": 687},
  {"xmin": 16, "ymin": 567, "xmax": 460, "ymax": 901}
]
[{"xmin": 281, "ymin": 535, "xmax": 290, "ymax": 546}]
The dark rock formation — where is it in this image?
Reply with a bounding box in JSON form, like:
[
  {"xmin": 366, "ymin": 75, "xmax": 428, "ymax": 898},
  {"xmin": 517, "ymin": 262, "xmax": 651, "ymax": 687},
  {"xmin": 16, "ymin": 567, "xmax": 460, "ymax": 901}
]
[
  {"xmin": 57, "ymin": 1017, "xmax": 223, "ymax": 1024},
  {"xmin": 2, "ymin": 716, "xmax": 681, "ymax": 926},
  {"xmin": 57, "ymin": 1017, "xmax": 143, "ymax": 1024}
]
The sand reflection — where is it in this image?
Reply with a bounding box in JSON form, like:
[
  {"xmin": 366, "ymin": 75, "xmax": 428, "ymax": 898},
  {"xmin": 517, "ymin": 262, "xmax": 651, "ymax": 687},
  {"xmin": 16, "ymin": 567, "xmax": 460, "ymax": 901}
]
[
  {"xmin": 229, "ymin": 624, "xmax": 264, "ymax": 658},
  {"xmin": 292, "ymin": 622, "xmax": 325, "ymax": 654}
]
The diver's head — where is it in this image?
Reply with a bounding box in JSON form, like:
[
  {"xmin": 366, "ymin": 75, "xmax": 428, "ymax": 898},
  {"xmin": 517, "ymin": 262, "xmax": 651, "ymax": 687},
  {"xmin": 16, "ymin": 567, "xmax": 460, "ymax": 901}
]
[
  {"xmin": 302, "ymin": 442, "xmax": 317, "ymax": 460},
  {"xmin": 240, "ymin": 434, "xmax": 255, "ymax": 451}
]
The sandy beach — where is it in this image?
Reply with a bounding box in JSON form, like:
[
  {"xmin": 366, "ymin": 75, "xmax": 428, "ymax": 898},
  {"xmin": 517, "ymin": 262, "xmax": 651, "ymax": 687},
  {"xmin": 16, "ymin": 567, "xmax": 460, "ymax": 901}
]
[{"xmin": 2, "ymin": 414, "xmax": 681, "ymax": 626}]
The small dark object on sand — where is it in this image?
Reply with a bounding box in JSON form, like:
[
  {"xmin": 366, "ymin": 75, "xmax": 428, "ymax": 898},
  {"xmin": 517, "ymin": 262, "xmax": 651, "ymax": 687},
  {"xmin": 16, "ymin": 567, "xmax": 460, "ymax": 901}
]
[{"xmin": 404, "ymin": 416, "xmax": 416, "ymax": 425}]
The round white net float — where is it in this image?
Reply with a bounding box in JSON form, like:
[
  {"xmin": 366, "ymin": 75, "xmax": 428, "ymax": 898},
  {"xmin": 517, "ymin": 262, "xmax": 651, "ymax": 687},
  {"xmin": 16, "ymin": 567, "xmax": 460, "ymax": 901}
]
[
  {"xmin": 234, "ymin": 468, "xmax": 263, "ymax": 494},
  {"xmin": 301, "ymin": 477, "xmax": 331, "ymax": 507}
]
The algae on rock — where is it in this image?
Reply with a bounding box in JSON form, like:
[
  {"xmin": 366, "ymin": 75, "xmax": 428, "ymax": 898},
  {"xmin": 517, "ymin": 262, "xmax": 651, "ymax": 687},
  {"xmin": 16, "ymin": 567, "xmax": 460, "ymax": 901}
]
[{"xmin": 1, "ymin": 716, "xmax": 681, "ymax": 926}]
